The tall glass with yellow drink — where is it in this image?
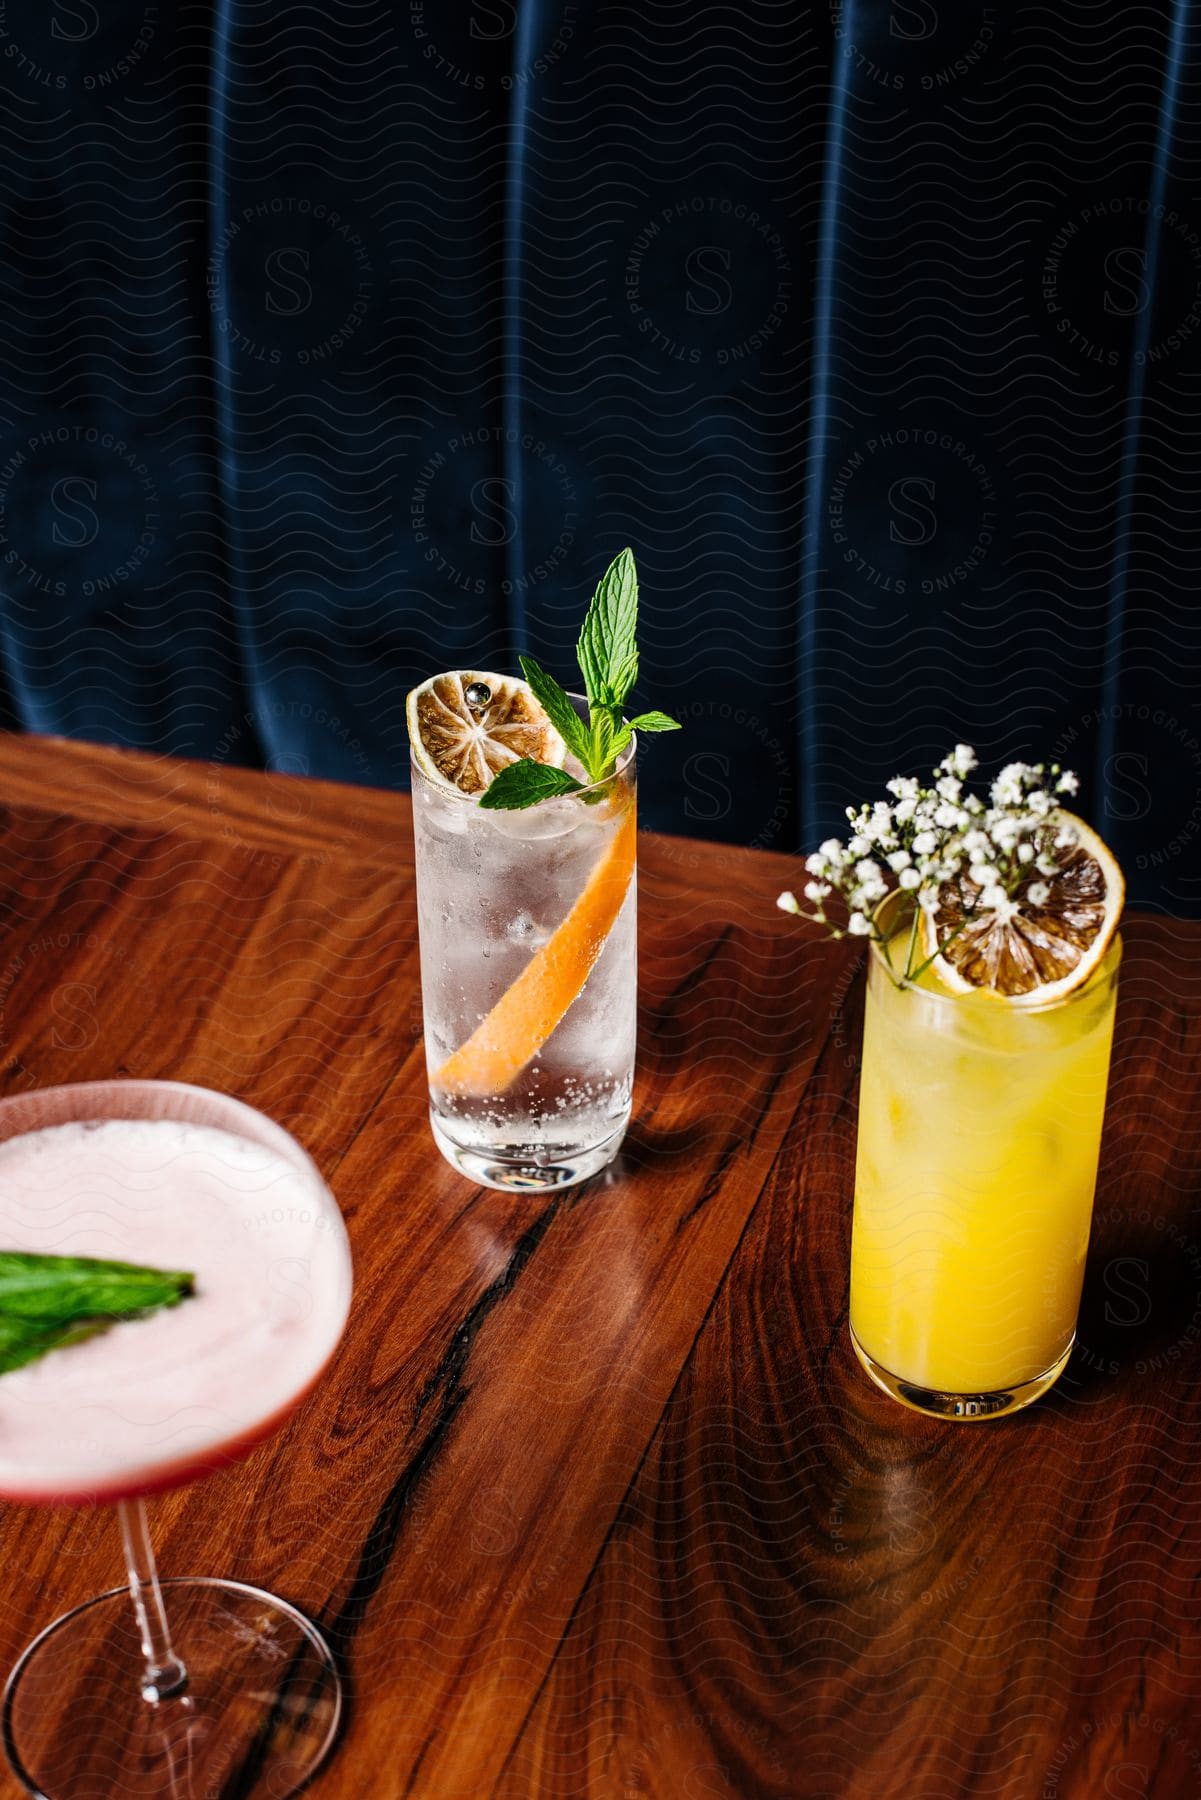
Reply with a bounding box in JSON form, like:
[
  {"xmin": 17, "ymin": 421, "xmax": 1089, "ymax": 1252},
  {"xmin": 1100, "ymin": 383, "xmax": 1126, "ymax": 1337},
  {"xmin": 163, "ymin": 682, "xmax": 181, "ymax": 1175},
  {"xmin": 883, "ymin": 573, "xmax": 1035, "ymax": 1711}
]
[
  {"xmin": 780, "ymin": 747, "xmax": 1125, "ymax": 1422},
  {"xmin": 849, "ymin": 928, "xmax": 1120, "ymax": 1418}
]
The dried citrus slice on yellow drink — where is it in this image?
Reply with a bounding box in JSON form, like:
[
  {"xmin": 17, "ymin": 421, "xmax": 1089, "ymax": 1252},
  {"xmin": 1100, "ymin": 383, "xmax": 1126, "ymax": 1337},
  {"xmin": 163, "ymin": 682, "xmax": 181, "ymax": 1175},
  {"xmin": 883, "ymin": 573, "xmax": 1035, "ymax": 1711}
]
[
  {"xmin": 434, "ymin": 801, "xmax": 637, "ymax": 1098},
  {"xmin": 407, "ymin": 670, "xmax": 565, "ymax": 796},
  {"xmin": 922, "ymin": 812, "xmax": 1124, "ymax": 1004}
]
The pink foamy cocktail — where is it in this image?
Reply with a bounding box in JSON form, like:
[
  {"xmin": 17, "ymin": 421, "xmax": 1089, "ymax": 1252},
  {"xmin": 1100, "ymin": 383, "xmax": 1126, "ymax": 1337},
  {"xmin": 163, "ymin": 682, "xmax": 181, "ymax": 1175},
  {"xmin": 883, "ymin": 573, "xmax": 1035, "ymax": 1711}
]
[
  {"xmin": 0, "ymin": 1081, "xmax": 354, "ymax": 1800},
  {"xmin": 0, "ymin": 1115, "xmax": 351, "ymax": 1505}
]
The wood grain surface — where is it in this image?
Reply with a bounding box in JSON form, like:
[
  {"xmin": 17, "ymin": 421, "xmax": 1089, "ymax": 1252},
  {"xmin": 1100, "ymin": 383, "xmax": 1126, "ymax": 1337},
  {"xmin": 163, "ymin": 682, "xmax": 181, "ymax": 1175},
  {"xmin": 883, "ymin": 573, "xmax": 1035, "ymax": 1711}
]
[{"xmin": 0, "ymin": 734, "xmax": 1197, "ymax": 1799}]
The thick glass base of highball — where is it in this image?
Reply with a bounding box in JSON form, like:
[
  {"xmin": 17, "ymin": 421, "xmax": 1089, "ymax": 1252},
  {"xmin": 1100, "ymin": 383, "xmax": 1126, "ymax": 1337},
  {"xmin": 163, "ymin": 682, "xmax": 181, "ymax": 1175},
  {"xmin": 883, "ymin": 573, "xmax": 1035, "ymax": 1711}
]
[
  {"xmin": 849, "ymin": 1327, "xmax": 1074, "ymax": 1421},
  {"xmin": 3, "ymin": 1578, "xmax": 342, "ymax": 1799},
  {"xmin": 430, "ymin": 1107, "xmax": 629, "ymax": 1191}
]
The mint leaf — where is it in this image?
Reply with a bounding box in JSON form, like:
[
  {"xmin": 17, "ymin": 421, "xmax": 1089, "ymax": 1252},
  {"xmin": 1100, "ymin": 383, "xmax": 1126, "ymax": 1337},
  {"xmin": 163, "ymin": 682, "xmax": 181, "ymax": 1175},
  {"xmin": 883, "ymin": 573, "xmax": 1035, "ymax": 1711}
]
[
  {"xmin": 0, "ymin": 1252, "xmax": 194, "ymax": 1377},
  {"xmin": 626, "ymin": 711, "xmax": 680, "ymax": 733},
  {"xmin": 0, "ymin": 1252, "xmax": 193, "ymax": 1323},
  {"xmin": 608, "ymin": 724, "xmax": 632, "ymax": 762},
  {"xmin": 0, "ymin": 1314, "xmax": 107, "ymax": 1377},
  {"xmin": 518, "ymin": 655, "xmax": 593, "ymax": 771},
  {"xmin": 577, "ymin": 548, "xmax": 639, "ymax": 709},
  {"xmin": 588, "ymin": 705, "xmax": 621, "ymax": 780},
  {"xmin": 479, "ymin": 760, "xmax": 586, "ymax": 810}
]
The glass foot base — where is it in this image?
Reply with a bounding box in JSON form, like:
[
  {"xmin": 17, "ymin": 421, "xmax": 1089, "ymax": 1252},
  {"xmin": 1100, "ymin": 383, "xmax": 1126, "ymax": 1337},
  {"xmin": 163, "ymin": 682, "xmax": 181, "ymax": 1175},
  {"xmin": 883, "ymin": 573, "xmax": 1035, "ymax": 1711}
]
[
  {"xmin": 850, "ymin": 1327, "xmax": 1074, "ymax": 1420},
  {"xmin": 3, "ymin": 1577, "xmax": 341, "ymax": 1798},
  {"xmin": 430, "ymin": 1108, "xmax": 627, "ymax": 1191}
]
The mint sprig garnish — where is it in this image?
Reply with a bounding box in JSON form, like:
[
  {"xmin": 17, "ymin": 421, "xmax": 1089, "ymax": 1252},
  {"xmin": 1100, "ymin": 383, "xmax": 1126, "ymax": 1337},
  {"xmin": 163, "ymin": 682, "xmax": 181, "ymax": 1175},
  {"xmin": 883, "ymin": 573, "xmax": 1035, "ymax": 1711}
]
[
  {"xmin": 0, "ymin": 1252, "xmax": 194, "ymax": 1376},
  {"xmin": 479, "ymin": 548, "xmax": 680, "ymax": 811}
]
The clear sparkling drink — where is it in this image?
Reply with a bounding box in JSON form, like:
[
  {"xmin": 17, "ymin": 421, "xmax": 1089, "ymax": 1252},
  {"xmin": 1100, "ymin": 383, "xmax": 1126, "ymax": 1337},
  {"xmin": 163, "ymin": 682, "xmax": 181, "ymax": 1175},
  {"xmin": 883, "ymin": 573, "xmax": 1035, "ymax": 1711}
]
[{"xmin": 411, "ymin": 743, "xmax": 636, "ymax": 1189}]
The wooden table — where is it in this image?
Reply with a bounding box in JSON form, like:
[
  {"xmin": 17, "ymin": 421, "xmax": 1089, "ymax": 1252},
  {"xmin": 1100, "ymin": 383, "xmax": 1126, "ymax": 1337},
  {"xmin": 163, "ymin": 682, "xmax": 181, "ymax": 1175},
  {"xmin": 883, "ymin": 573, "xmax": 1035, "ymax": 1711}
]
[{"xmin": 0, "ymin": 734, "xmax": 1197, "ymax": 1800}]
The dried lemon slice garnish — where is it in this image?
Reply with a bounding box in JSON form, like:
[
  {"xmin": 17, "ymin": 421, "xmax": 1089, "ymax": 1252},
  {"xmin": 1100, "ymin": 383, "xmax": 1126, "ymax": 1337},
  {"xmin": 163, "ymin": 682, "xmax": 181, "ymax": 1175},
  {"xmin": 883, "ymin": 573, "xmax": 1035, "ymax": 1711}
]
[
  {"xmin": 407, "ymin": 671, "xmax": 566, "ymax": 797},
  {"xmin": 923, "ymin": 813, "xmax": 1124, "ymax": 1003}
]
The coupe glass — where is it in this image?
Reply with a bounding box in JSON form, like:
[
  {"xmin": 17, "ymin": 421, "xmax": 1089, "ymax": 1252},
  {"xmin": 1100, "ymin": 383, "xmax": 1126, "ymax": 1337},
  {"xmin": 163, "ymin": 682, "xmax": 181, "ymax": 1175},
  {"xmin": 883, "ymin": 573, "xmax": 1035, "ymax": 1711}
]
[{"xmin": 0, "ymin": 1080, "xmax": 353, "ymax": 1799}]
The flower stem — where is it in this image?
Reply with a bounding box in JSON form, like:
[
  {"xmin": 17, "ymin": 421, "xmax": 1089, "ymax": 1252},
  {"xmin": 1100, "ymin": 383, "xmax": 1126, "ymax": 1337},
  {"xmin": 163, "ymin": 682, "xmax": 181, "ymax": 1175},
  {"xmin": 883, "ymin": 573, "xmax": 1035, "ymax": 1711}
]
[
  {"xmin": 902, "ymin": 900, "xmax": 921, "ymax": 982},
  {"xmin": 906, "ymin": 915, "xmax": 974, "ymax": 985}
]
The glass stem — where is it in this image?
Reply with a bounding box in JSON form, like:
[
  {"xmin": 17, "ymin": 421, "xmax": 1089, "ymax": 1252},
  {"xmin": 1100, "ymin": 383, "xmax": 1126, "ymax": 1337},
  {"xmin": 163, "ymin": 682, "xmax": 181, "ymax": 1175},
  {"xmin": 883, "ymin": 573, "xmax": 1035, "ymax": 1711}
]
[{"xmin": 118, "ymin": 1497, "xmax": 188, "ymax": 1702}]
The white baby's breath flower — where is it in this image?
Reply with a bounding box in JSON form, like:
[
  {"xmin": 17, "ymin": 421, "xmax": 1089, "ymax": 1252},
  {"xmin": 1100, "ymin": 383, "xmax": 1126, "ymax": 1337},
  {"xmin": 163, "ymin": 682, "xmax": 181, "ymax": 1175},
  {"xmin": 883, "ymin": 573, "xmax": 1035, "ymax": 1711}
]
[
  {"xmin": 776, "ymin": 891, "xmax": 800, "ymax": 914},
  {"xmin": 868, "ymin": 803, "xmax": 897, "ymax": 846},
  {"xmin": 886, "ymin": 775, "xmax": 919, "ymax": 800},
  {"xmin": 992, "ymin": 764, "xmax": 1025, "ymax": 807},
  {"xmin": 783, "ymin": 747, "xmax": 1089, "ymax": 982},
  {"xmin": 851, "ymin": 874, "xmax": 887, "ymax": 910}
]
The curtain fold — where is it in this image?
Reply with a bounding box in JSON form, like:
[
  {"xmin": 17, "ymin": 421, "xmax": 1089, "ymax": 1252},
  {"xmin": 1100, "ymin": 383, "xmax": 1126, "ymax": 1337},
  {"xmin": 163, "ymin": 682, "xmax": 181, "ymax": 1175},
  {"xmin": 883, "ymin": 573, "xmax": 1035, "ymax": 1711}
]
[{"xmin": 0, "ymin": 3, "xmax": 1196, "ymax": 904}]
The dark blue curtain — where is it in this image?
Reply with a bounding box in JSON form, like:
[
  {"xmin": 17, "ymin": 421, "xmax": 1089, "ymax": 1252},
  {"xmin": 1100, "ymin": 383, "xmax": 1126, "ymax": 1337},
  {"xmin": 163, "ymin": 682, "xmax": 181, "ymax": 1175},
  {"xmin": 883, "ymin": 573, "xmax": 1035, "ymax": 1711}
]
[{"xmin": 0, "ymin": 2, "xmax": 1198, "ymax": 907}]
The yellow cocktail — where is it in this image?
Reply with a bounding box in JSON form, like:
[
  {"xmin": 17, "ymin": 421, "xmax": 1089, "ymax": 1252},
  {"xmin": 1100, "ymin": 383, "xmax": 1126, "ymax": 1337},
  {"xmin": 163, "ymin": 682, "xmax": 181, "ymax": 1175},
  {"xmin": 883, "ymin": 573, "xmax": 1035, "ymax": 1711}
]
[{"xmin": 850, "ymin": 931, "xmax": 1120, "ymax": 1417}]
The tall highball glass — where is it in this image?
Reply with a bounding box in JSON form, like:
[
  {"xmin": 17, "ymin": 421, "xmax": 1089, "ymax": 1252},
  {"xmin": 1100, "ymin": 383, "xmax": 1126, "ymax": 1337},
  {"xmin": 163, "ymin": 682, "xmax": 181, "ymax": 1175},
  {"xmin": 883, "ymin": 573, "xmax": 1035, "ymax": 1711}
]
[
  {"xmin": 850, "ymin": 933, "xmax": 1120, "ymax": 1419},
  {"xmin": 412, "ymin": 718, "xmax": 636, "ymax": 1191}
]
